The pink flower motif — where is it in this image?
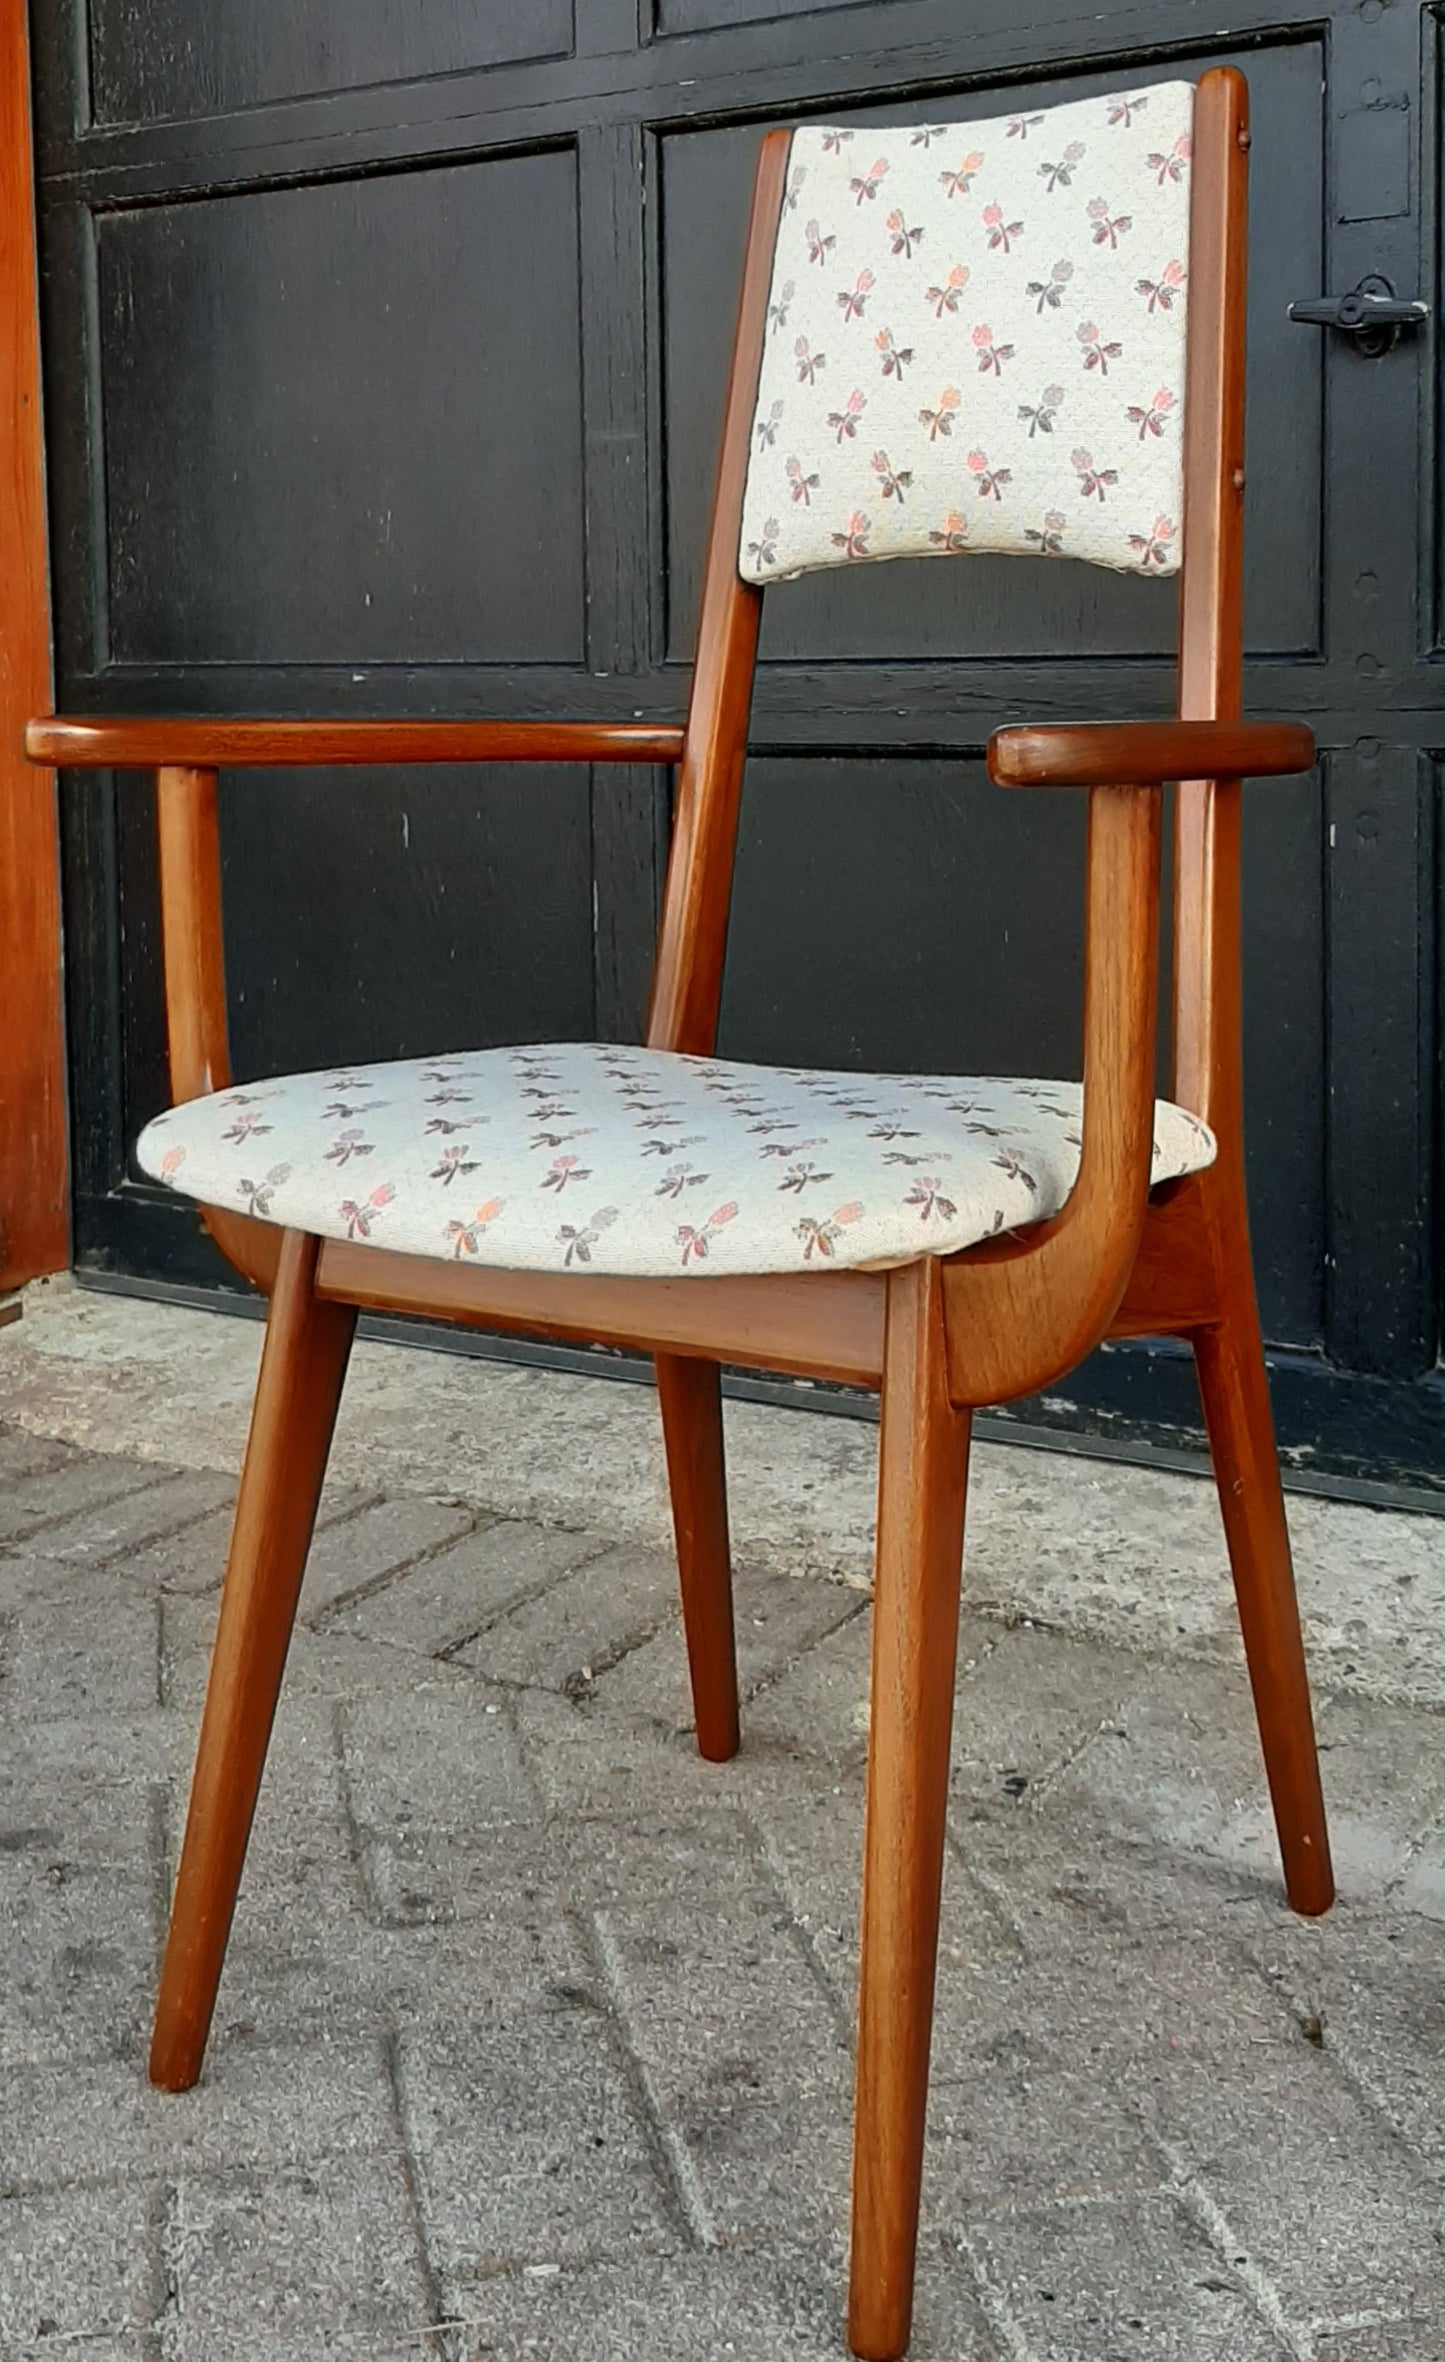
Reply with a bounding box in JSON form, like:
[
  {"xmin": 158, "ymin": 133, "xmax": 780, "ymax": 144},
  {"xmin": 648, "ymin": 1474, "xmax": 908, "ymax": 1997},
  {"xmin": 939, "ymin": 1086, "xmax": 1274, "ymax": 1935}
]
[
  {"xmin": 926, "ymin": 263, "xmax": 969, "ymax": 316},
  {"xmin": 1125, "ymin": 386, "xmax": 1177, "ymax": 441},
  {"xmin": 1146, "ymin": 132, "xmax": 1192, "ymax": 185},
  {"xmin": 445, "ymin": 1197, "xmax": 504, "ymax": 1258},
  {"xmin": 836, "ymin": 267, "xmax": 875, "ymax": 322},
  {"xmin": 940, "ymin": 151, "xmax": 983, "ymax": 198},
  {"xmin": 1127, "ymin": 513, "xmax": 1178, "ymax": 569},
  {"xmin": 795, "ymin": 1203, "xmax": 864, "ymax": 1260},
  {"xmin": 849, "ymin": 156, "xmax": 889, "ymax": 204},
  {"xmin": 826, "ymin": 387, "xmax": 867, "ymax": 441},
  {"xmin": 1136, "ymin": 259, "xmax": 1186, "ymax": 313},
  {"xmin": 982, "ymin": 201, "xmax": 1023, "ymax": 252},
  {"xmin": 339, "ymin": 1182, "xmax": 395, "ymax": 1240},
  {"xmin": 677, "ymin": 1203, "xmax": 738, "ymax": 1267},
  {"xmin": 967, "ymin": 448, "xmax": 1012, "ymax": 500},
  {"xmin": 971, "ymin": 325, "xmax": 1015, "ymax": 377},
  {"xmin": 1087, "ymin": 196, "xmax": 1132, "ymax": 248},
  {"xmin": 830, "ymin": 508, "xmax": 871, "ymax": 559}
]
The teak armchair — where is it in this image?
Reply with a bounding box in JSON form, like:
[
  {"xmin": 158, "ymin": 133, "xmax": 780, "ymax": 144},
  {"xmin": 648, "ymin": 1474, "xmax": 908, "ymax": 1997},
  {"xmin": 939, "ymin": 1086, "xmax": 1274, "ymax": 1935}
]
[{"xmin": 29, "ymin": 67, "xmax": 1333, "ymax": 2360}]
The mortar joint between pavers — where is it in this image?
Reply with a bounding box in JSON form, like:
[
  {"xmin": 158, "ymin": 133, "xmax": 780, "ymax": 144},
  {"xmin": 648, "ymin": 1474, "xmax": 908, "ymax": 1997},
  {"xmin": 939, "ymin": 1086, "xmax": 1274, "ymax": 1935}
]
[
  {"xmin": 331, "ymin": 1698, "xmax": 386, "ymax": 1925},
  {"xmin": 303, "ymin": 1505, "xmax": 503, "ymax": 1632},
  {"xmin": 945, "ymin": 2221, "xmax": 1053, "ymax": 2362},
  {"xmin": 433, "ymin": 1532, "xmax": 630, "ymax": 1667},
  {"xmin": 381, "ymin": 2021, "xmax": 460, "ymax": 2362},
  {"xmin": 745, "ymin": 1808, "xmax": 857, "ymax": 2052},
  {"xmin": 584, "ymin": 1904, "xmax": 719, "ymax": 2253},
  {"xmin": 1146, "ymin": 2132, "xmax": 1313, "ymax": 2360},
  {"xmin": 0, "ymin": 1464, "xmax": 213, "ymax": 1565}
]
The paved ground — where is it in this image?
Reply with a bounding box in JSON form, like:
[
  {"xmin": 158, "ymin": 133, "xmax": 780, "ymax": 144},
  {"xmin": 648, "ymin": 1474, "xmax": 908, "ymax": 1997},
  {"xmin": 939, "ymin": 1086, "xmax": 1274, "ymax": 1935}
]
[{"xmin": 2, "ymin": 1320, "xmax": 1445, "ymax": 2359}]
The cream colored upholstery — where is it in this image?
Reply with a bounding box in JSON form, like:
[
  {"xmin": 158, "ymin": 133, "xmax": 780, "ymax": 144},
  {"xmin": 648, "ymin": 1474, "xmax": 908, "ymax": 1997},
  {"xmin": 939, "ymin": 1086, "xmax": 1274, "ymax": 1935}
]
[
  {"xmin": 739, "ymin": 81, "xmax": 1194, "ymax": 583},
  {"xmin": 138, "ymin": 1043, "xmax": 1215, "ymax": 1278}
]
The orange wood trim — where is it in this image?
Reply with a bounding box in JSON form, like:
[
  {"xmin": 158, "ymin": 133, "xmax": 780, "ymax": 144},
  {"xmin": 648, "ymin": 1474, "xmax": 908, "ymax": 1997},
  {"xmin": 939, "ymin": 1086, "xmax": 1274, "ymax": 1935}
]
[
  {"xmin": 1105, "ymin": 1173, "xmax": 1221, "ymax": 1336},
  {"xmin": 645, "ymin": 128, "xmax": 791, "ymax": 1056},
  {"xmin": 27, "ymin": 717, "xmax": 683, "ymax": 770},
  {"xmin": 0, "ymin": 3, "xmax": 67, "ymax": 1286},
  {"xmin": 990, "ymin": 718, "xmax": 1312, "ymax": 789},
  {"xmin": 850, "ymin": 1257, "xmax": 971, "ymax": 2360},
  {"xmin": 155, "ymin": 767, "xmax": 279, "ymax": 1291},
  {"xmin": 1172, "ymin": 66, "xmax": 1251, "ymax": 1142},
  {"xmin": 149, "ymin": 1227, "xmax": 356, "ymax": 2089},
  {"xmin": 314, "ymin": 1237, "xmax": 887, "ymax": 1386},
  {"xmin": 942, "ymin": 782, "xmax": 1162, "ymax": 1403}
]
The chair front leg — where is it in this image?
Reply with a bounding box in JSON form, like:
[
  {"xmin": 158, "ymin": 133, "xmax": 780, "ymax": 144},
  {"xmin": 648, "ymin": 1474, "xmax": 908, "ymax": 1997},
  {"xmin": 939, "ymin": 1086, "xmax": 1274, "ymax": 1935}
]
[
  {"xmin": 1193, "ymin": 1272, "xmax": 1334, "ymax": 1917},
  {"xmin": 150, "ymin": 1229, "xmax": 356, "ymax": 2090},
  {"xmin": 849, "ymin": 1259, "xmax": 972, "ymax": 2362},
  {"xmin": 655, "ymin": 1352, "xmax": 740, "ymax": 1761}
]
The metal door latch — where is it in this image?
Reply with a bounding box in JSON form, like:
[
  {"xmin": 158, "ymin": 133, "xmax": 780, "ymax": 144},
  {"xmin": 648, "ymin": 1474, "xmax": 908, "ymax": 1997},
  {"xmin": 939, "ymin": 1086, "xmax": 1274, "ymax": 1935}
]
[{"xmin": 1288, "ymin": 275, "xmax": 1429, "ymax": 358}]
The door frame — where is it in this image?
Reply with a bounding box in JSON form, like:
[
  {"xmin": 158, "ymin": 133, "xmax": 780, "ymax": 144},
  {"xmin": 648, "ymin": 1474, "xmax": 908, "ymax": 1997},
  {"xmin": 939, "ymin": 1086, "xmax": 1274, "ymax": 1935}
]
[{"xmin": 0, "ymin": 0, "xmax": 66, "ymax": 1289}]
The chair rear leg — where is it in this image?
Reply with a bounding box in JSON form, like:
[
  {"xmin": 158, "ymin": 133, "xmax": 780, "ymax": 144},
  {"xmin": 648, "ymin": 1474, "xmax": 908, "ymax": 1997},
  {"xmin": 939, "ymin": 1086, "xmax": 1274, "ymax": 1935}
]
[
  {"xmin": 655, "ymin": 1352, "xmax": 739, "ymax": 1762},
  {"xmin": 150, "ymin": 1230, "xmax": 356, "ymax": 2090},
  {"xmin": 1193, "ymin": 1286, "xmax": 1334, "ymax": 1918},
  {"xmin": 849, "ymin": 1261, "xmax": 971, "ymax": 2362}
]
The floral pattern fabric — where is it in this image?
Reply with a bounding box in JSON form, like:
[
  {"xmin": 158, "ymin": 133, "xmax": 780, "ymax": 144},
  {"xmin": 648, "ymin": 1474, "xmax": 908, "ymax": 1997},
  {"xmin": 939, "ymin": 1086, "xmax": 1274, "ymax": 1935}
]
[
  {"xmin": 739, "ymin": 81, "xmax": 1195, "ymax": 583},
  {"xmin": 137, "ymin": 1043, "xmax": 1215, "ymax": 1278}
]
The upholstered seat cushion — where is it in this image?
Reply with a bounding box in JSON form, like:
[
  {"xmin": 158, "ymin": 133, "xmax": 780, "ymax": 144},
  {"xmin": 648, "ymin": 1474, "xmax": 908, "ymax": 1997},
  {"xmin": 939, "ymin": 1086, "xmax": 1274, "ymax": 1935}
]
[{"xmin": 137, "ymin": 1043, "xmax": 1214, "ymax": 1278}]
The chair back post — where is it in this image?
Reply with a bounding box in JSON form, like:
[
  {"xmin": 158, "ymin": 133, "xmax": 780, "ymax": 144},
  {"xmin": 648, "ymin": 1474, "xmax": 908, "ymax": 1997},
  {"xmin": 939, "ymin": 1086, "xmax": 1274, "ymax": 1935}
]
[
  {"xmin": 645, "ymin": 128, "xmax": 792, "ymax": 1057},
  {"xmin": 155, "ymin": 762, "xmax": 279, "ymax": 1290},
  {"xmin": 1172, "ymin": 66, "xmax": 1250, "ymax": 1142}
]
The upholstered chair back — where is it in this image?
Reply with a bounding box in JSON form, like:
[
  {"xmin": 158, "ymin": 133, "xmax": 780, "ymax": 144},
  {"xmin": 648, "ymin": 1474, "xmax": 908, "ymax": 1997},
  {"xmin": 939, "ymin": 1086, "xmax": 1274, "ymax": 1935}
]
[{"xmin": 738, "ymin": 81, "xmax": 1195, "ymax": 584}]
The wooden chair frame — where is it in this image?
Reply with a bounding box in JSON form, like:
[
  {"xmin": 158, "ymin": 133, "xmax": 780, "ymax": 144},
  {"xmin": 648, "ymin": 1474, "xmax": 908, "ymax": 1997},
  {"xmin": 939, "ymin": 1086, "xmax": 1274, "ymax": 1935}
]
[{"xmin": 29, "ymin": 68, "xmax": 1332, "ymax": 2362}]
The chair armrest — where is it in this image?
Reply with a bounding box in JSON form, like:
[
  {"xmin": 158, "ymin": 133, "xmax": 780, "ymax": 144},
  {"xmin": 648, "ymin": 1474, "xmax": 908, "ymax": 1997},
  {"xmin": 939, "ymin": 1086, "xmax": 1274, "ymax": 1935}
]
[
  {"xmin": 988, "ymin": 719, "xmax": 1314, "ymax": 789},
  {"xmin": 24, "ymin": 717, "xmax": 684, "ymax": 769}
]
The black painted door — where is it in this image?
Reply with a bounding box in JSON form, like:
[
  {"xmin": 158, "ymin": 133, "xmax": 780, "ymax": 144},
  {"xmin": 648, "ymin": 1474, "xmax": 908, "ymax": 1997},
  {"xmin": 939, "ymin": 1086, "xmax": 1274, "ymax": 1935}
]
[{"xmin": 30, "ymin": 2, "xmax": 1444, "ymax": 1489}]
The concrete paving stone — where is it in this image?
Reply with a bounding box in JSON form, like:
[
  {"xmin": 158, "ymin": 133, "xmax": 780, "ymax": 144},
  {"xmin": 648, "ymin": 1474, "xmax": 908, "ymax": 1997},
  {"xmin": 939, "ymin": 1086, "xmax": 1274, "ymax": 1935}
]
[
  {"xmin": 456, "ymin": 1542, "xmax": 680, "ymax": 1694},
  {"xmin": 1135, "ymin": 2040, "xmax": 1445, "ymax": 2320},
  {"xmin": 332, "ymin": 1518, "xmax": 602, "ymax": 1656},
  {"xmin": 121, "ymin": 1483, "xmax": 369, "ymax": 1604},
  {"xmin": 583, "ymin": 1815, "xmax": 855, "ymax": 2250},
  {"xmin": 160, "ymin": 2152, "xmax": 433, "ymax": 2359},
  {"xmin": 934, "ymin": 1808, "xmax": 1302, "ymax": 2074},
  {"xmin": 1, "ymin": 1707, "xmax": 187, "ymax": 1783},
  {"xmin": 744, "ymin": 1605, "xmax": 876, "ymax": 1764},
  {"xmin": 398, "ymin": 2004, "xmax": 676, "ymax": 2280},
  {"xmin": 0, "ymin": 1449, "xmax": 171, "ymax": 1550},
  {"xmin": 341, "ymin": 1685, "xmax": 539, "ymax": 1925},
  {"xmin": 452, "ymin": 2252, "xmax": 854, "ymax": 2361},
  {"xmin": 0, "ymin": 2182, "xmax": 154, "ymax": 2349},
  {"xmin": 213, "ymin": 1905, "xmax": 593, "ymax": 2057},
  {"xmin": 1241, "ymin": 1908, "xmax": 1445, "ymax": 2174},
  {"xmin": 0, "ymin": 2033, "xmax": 395, "ymax": 2190},
  {"xmin": 0, "ymin": 1769, "xmax": 160, "ymax": 2066},
  {"xmin": 298, "ymin": 1494, "xmax": 476, "ymax": 1621},
  {"xmin": 750, "ymin": 1775, "xmax": 1036, "ymax": 2055},
  {"xmin": 21, "ymin": 1467, "xmax": 238, "ymax": 1570},
  {"xmin": 116, "ymin": 1501, "xmax": 236, "ymax": 1597},
  {"xmin": 511, "ymin": 1684, "xmax": 763, "ymax": 1818},
  {"xmin": 963, "ymin": 2193, "xmax": 1283, "ymax": 2358},
  {"xmin": 924, "ymin": 2053, "xmax": 1170, "ymax": 2221},
  {"xmin": 1313, "ymin": 2320, "xmax": 1445, "ymax": 2361},
  {"xmin": 951, "ymin": 1623, "xmax": 1139, "ymax": 1804},
  {"xmin": 0, "ymin": 1422, "xmax": 76, "ymax": 1485},
  {"xmin": 596, "ymin": 1562, "xmax": 863, "ymax": 1730},
  {"xmin": 1049, "ymin": 1656, "xmax": 1281, "ymax": 1864},
  {"xmin": 1224, "ymin": 1693, "xmax": 1445, "ymax": 1901},
  {"xmin": 186, "ymin": 1701, "xmax": 361, "ymax": 1936},
  {"xmin": 1, "ymin": 1585, "xmax": 160, "ymax": 1718},
  {"xmin": 162, "ymin": 1590, "xmax": 480, "ymax": 1714}
]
